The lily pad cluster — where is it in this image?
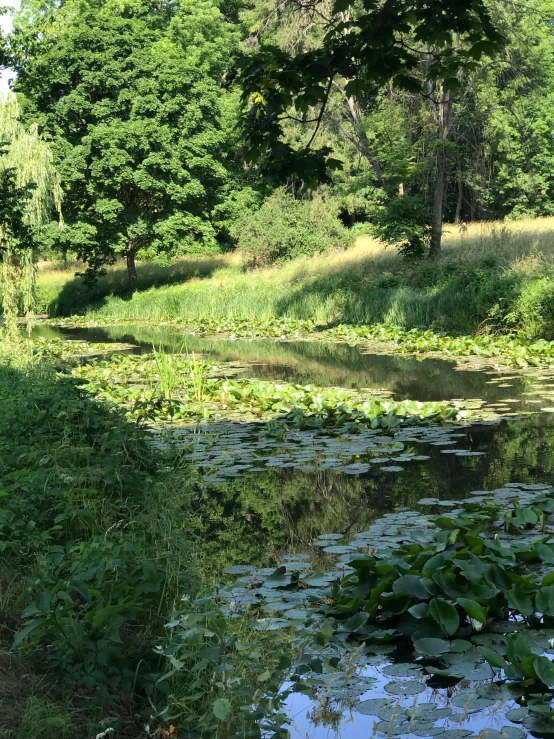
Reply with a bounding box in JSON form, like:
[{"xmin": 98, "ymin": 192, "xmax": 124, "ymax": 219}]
[
  {"xmin": 151, "ymin": 417, "xmax": 479, "ymax": 484},
  {"xmin": 71, "ymin": 351, "xmax": 467, "ymax": 429},
  {"xmin": 326, "ymin": 324, "xmax": 554, "ymax": 369},
  {"xmin": 47, "ymin": 315, "xmax": 554, "ymax": 368},
  {"xmin": 221, "ymin": 480, "xmax": 554, "ymax": 737}
]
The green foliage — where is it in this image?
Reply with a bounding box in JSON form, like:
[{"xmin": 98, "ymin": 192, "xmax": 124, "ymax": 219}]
[
  {"xmin": 0, "ymin": 95, "xmax": 62, "ymax": 336},
  {"xmin": 238, "ymin": 0, "xmax": 502, "ymax": 186},
  {"xmin": 11, "ymin": 0, "xmax": 242, "ymax": 282},
  {"xmin": 237, "ymin": 188, "xmax": 351, "ymax": 266},
  {"xmin": 369, "ymin": 196, "xmax": 431, "ymax": 260},
  {"xmin": 70, "ymin": 348, "xmax": 465, "ymax": 427},
  {"xmin": 0, "ymin": 359, "xmax": 194, "ymax": 702},
  {"xmin": 156, "ymin": 600, "xmax": 294, "ymax": 737}
]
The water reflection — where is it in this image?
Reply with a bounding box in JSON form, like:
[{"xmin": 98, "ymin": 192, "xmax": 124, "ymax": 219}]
[{"xmin": 33, "ymin": 322, "xmax": 529, "ymax": 402}]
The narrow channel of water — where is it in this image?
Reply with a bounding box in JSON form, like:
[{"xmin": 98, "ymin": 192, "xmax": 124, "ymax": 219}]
[{"xmin": 36, "ymin": 322, "xmax": 554, "ymax": 739}]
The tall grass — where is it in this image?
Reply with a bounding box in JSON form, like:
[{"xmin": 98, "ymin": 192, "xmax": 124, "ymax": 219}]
[{"xmin": 32, "ymin": 216, "xmax": 554, "ymax": 337}]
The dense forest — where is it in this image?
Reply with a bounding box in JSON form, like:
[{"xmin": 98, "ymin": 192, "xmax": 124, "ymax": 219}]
[{"xmin": 1, "ymin": 0, "xmax": 554, "ymax": 286}]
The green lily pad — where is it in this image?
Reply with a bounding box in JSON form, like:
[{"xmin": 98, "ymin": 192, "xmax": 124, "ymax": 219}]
[
  {"xmin": 355, "ymin": 698, "xmax": 394, "ymax": 716},
  {"xmin": 500, "ymin": 727, "xmax": 526, "ymax": 739},
  {"xmin": 223, "ymin": 565, "xmax": 256, "ymax": 575},
  {"xmin": 505, "ymin": 707, "xmax": 529, "ymax": 723},
  {"xmin": 523, "ymin": 714, "xmax": 554, "ymax": 733},
  {"xmin": 451, "ymin": 690, "xmax": 495, "ymax": 710},
  {"xmin": 384, "ymin": 680, "xmax": 426, "ymax": 696}
]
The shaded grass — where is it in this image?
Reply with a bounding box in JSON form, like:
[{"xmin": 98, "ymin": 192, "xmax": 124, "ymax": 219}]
[{"xmin": 35, "ymin": 216, "xmax": 554, "ymax": 338}]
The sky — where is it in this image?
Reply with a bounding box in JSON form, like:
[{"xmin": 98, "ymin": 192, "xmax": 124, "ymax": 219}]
[{"xmin": 0, "ymin": 0, "xmax": 20, "ymax": 95}]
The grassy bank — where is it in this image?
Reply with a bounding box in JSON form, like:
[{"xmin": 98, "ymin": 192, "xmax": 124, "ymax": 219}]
[
  {"xmin": 36, "ymin": 217, "xmax": 554, "ymax": 339},
  {"xmin": 0, "ymin": 347, "xmax": 290, "ymax": 738}
]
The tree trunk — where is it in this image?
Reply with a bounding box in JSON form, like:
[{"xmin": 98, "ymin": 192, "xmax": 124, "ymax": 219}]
[
  {"xmin": 126, "ymin": 241, "xmax": 137, "ymax": 289},
  {"xmin": 429, "ymin": 84, "xmax": 453, "ymax": 259},
  {"xmin": 454, "ymin": 167, "xmax": 463, "ymax": 224}
]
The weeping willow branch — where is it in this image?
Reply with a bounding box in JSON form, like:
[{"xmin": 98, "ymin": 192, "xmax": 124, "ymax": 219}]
[{"xmin": 0, "ymin": 94, "xmax": 63, "ymax": 340}]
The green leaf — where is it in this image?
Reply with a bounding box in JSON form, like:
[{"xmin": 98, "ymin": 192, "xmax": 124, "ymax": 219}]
[
  {"xmin": 534, "ymin": 656, "xmax": 554, "ymax": 687},
  {"xmin": 507, "ymin": 588, "xmax": 534, "ymax": 617},
  {"xmin": 536, "ymin": 585, "xmax": 554, "ymax": 616},
  {"xmin": 35, "ymin": 591, "xmax": 51, "ymax": 614},
  {"xmin": 392, "ymin": 574, "xmax": 430, "ymax": 599},
  {"xmin": 212, "ymin": 698, "xmax": 231, "ymax": 721},
  {"xmin": 343, "ymin": 612, "xmax": 369, "ymax": 632},
  {"xmin": 13, "ymin": 618, "xmax": 45, "ymax": 648},
  {"xmin": 408, "ymin": 602, "xmax": 429, "ymax": 619},
  {"xmin": 478, "ymin": 646, "xmax": 509, "ymax": 671},
  {"xmin": 428, "ymin": 598, "xmax": 459, "ymax": 636},
  {"xmin": 457, "ymin": 597, "xmax": 486, "ymax": 623},
  {"xmin": 414, "ymin": 638, "xmax": 450, "ymax": 656}
]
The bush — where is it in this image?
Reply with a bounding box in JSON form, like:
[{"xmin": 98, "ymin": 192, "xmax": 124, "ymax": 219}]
[
  {"xmin": 0, "ymin": 360, "xmax": 194, "ymax": 703},
  {"xmin": 235, "ymin": 188, "xmax": 352, "ymax": 267},
  {"xmin": 369, "ymin": 195, "xmax": 431, "ymax": 260}
]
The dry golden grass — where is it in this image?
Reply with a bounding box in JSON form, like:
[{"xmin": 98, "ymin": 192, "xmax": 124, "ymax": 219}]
[{"xmin": 35, "ymin": 216, "xmax": 554, "ymax": 294}]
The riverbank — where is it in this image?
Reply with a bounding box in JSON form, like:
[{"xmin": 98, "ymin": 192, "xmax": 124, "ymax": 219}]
[
  {"xmin": 35, "ymin": 218, "xmax": 554, "ymax": 340},
  {"xmin": 0, "ymin": 346, "xmax": 294, "ymax": 738}
]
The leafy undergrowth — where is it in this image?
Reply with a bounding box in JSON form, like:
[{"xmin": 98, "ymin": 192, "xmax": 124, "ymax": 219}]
[
  {"xmin": 47, "ymin": 314, "xmax": 554, "ymax": 368},
  {"xmin": 69, "ymin": 350, "xmax": 467, "ymax": 429},
  {"xmin": 224, "ymin": 482, "xmax": 554, "ymax": 736},
  {"xmin": 0, "ymin": 355, "xmax": 293, "ymax": 738}
]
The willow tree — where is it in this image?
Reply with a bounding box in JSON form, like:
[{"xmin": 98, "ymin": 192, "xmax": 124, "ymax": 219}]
[{"xmin": 0, "ymin": 94, "xmax": 62, "ymax": 339}]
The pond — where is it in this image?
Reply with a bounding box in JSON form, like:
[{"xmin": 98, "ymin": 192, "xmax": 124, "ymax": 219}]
[{"xmin": 35, "ymin": 322, "xmax": 554, "ymax": 739}]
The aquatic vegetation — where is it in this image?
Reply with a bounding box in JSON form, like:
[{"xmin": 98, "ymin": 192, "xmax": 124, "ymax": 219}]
[
  {"xmin": 327, "ymin": 324, "xmax": 554, "ymax": 368},
  {"xmin": 47, "ymin": 314, "xmax": 554, "ymax": 368},
  {"xmin": 70, "ymin": 351, "xmax": 467, "ymax": 430},
  {"xmin": 223, "ymin": 481, "xmax": 554, "ymax": 734}
]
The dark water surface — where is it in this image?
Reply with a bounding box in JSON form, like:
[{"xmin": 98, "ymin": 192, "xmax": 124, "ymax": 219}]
[
  {"xmin": 34, "ymin": 322, "xmax": 528, "ymax": 401},
  {"xmin": 36, "ymin": 322, "xmax": 554, "ymax": 739}
]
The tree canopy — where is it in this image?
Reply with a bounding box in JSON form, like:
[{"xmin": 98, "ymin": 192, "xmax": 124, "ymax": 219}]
[
  {"xmin": 2, "ymin": 0, "xmax": 554, "ymax": 270},
  {"xmin": 11, "ymin": 0, "xmax": 244, "ymax": 284}
]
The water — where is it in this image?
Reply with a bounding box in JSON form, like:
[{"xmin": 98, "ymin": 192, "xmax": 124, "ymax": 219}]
[
  {"xmin": 33, "ymin": 322, "xmax": 528, "ymax": 401},
  {"xmin": 36, "ymin": 321, "xmax": 554, "ymax": 739}
]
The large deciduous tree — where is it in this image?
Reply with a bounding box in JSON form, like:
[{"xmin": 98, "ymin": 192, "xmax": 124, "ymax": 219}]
[
  {"xmin": 238, "ymin": 0, "xmax": 504, "ymax": 256},
  {"xmin": 11, "ymin": 0, "xmax": 241, "ymax": 286}
]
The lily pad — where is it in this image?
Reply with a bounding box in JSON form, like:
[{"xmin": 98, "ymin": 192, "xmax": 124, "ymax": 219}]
[
  {"xmin": 382, "ymin": 663, "xmax": 425, "ymax": 678},
  {"xmin": 223, "ymin": 565, "xmax": 256, "ymax": 575},
  {"xmin": 505, "ymin": 707, "xmax": 529, "ymax": 723},
  {"xmin": 451, "ymin": 690, "xmax": 495, "ymax": 710},
  {"xmin": 323, "ymin": 545, "xmax": 355, "ymax": 554},
  {"xmin": 355, "ymin": 698, "xmax": 393, "ymax": 716},
  {"xmin": 384, "ymin": 680, "xmax": 426, "ymax": 696}
]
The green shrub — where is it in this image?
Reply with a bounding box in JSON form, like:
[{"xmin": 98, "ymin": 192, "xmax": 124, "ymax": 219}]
[
  {"xmin": 0, "ymin": 360, "xmax": 194, "ymax": 701},
  {"xmin": 369, "ymin": 195, "xmax": 431, "ymax": 260},
  {"xmin": 502, "ymin": 275, "xmax": 554, "ymax": 339},
  {"xmin": 235, "ymin": 188, "xmax": 351, "ymax": 266}
]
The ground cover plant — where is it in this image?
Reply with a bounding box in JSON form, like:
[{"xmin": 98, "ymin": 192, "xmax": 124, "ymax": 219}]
[{"xmin": 0, "ymin": 348, "xmax": 298, "ymax": 738}]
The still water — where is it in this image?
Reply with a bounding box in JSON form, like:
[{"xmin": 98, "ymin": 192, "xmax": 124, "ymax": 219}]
[{"xmin": 35, "ymin": 322, "xmax": 554, "ymax": 739}]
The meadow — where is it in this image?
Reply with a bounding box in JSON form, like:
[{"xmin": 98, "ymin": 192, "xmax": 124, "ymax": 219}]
[{"xmin": 37, "ymin": 217, "xmax": 554, "ymax": 339}]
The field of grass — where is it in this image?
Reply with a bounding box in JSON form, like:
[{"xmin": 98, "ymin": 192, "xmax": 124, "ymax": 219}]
[{"xmin": 34, "ymin": 216, "xmax": 554, "ymax": 338}]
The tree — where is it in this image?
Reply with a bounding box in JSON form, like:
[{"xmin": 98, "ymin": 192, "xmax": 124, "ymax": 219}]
[
  {"xmin": 0, "ymin": 94, "xmax": 62, "ymax": 339},
  {"xmin": 11, "ymin": 0, "xmax": 242, "ymax": 286},
  {"xmin": 238, "ymin": 0, "xmax": 504, "ymax": 255}
]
